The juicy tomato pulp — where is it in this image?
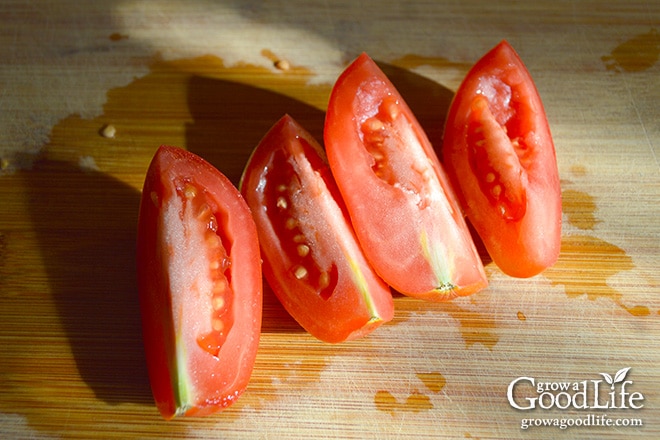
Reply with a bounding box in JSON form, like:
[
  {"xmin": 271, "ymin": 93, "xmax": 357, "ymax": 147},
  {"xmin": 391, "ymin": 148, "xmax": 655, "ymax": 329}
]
[
  {"xmin": 137, "ymin": 146, "xmax": 262, "ymax": 419},
  {"xmin": 324, "ymin": 53, "xmax": 488, "ymax": 301},
  {"xmin": 240, "ymin": 115, "xmax": 394, "ymax": 342},
  {"xmin": 442, "ymin": 41, "xmax": 561, "ymax": 278}
]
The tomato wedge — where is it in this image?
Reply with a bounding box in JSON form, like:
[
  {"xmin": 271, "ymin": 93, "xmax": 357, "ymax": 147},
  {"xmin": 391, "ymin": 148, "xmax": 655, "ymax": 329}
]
[
  {"xmin": 324, "ymin": 53, "xmax": 487, "ymax": 301},
  {"xmin": 441, "ymin": 41, "xmax": 561, "ymax": 278},
  {"xmin": 240, "ymin": 115, "xmax": 394, "ymax": 343},
  {"xmin": 137, "ymin": 146, "xmax": 262, "ymax": 419}
]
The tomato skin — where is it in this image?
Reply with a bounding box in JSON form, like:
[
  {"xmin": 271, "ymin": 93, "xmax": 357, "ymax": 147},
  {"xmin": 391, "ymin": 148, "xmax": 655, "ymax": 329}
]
[
  {"xmin": 240, "ymin": 115, "xmax": 394, "ymax": 343},
  {"xmin": 442, "ymin": 41, "xmax": 562, "ymax": 278},
  {"xmin": 137, "ymin": 146, "xmax": 262, "ymax": 419},
  {"xmin": 324, "ymin": 53, "xmax": 487, "ymax": 301}
]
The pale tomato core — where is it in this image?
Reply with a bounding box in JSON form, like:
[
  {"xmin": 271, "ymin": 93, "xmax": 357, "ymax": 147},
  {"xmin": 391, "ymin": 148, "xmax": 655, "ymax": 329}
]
[{"xmin": 161, "ymin": 177, "xmax": 234, "ymax": 357}]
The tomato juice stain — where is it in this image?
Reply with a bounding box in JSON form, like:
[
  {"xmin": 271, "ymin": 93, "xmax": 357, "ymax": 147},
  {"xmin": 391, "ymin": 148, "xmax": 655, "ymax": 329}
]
[
  {"xmin": 416, "ymin": 371, "xmax": 446, "ymax": 393},
  {"xmin": 374, "ymin": 371, "xmax": 445, "ymax": 415},
  {"xmin": 621, "ymin": 304, "xmax": 651, "ymax": 317},
  {"xmin": 562, "ymin": 189, "xmax": 600, "ymax": 230},
  {"xmin": 395, "ymin": 296, "xmax": 499, "ymax": 349},
  {"xmin": 544, "ymin": 235, "xmax": 650, "ymax": 316},
  {"xmin": 569, "ymin": 164, "xmax": 587, "ymax": 177},
  {"xmin": 374, "ymin": 390, "xmax": 398, "ymax": 415},
  {"xmin": 555, "ymin": 165, "xmax": 652, "ymax": 316},
  {"xmin": 561, "ymin": 166, "xmax": 599, "ymax": 230},
  {"xmin": 405, "ymin": 392, "xmax": 433, "ymax": 411},
  {"xmin": 602, "ymin": 28, "xmax": 660, "ymax": 72},
  {"xmin": 442, "ymin": 302, "xmax": 499, "ymax": 350},
  {"xmin": 374, "ymin": 390, "xmax": 433, "ymax": 415},
  {"xmin": 96, "ymin": 53, "xmax": 330, "ymax": 186}
]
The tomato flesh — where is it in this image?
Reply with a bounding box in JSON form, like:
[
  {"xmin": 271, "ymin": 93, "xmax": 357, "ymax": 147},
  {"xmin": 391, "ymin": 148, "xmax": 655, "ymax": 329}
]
[
  {"xmin": 442, "ymin": 41, "xmax": 561, "ymax": 278},
  {"xmin": 240, "ymin": 115, "xmax": 394, "ymax": 343},
  {"xmin": 137, "ymin": 146, "xmax": 262, "ymax": 419},
  {"xmin": 325, "ymin": 53, "xmax": 488, "ymax": 301}
]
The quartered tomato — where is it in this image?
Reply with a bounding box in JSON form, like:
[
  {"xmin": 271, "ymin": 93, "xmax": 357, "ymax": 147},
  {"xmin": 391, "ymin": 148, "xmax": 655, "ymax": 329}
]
[
  {"xmin": 137, "ymin": 146, "xmax": 262, "ymax": 419},
  {"xmin": 240, "ymin": 115, "xmax": 394, "ymax": 343},
  {"xmin": 441, "ymin": 41, "xmax": 561, "ymax": 278},
  {"xmin": 324, "ymin": 53, "xmax": 488, "ymax": 301}
]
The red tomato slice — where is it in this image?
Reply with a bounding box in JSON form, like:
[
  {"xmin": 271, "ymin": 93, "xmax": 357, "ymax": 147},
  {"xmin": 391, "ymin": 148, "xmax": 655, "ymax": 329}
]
[
  {"xmin": 324, "ymin": 53, "xmax": 488, "ymax": 301},
  {"xmin": 137, "ymin": 146, "xmax": 262, "ymax": 419},
  {"xmin": 240, "ymin": 115, "xmax": 394, "ymax": 343},
  {"xmin": 442, "ymin": 41, "xmax": 562, "ymax": 278}
]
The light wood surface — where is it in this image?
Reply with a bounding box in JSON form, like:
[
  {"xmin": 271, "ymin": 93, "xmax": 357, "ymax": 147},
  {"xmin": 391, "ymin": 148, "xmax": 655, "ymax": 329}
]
[{"xmin": 1, "ymin": 1, "xmax": 659, "ymax": 439}]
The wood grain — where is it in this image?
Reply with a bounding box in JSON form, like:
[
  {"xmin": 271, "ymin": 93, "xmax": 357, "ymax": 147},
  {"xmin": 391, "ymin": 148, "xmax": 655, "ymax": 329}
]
[{"xmin": 1, "ymin": 1, "xmax": 659, "ymax": 439}]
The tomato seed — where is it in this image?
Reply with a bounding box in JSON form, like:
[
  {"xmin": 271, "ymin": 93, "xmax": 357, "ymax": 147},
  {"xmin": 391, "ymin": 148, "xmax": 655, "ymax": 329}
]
[
  {"xmin": 293, "ymin": 234, "xmax": 306, "ymax": 243},
  {"xmin": 318, "ymin": 271, "xmax": 330, "ymax": 289},
  {"xmin": 276, "ymin": 196, "xmax": 288, "ymax": 209},
  {"xmin": 150, "ymin": 191, "xmax": 159, "ymax": 207},
  {"xmin": 213, "ymin": 279, "xmax": 226, "ymax": 294},
  {"xmin": 364, "ymin": 117, "xmax": 385, "ymax": 132},
  {"xmin": 274, "ymin": 59, "xmax": 290, "ymax": 71},
  {"xmin": 212, "ymin": 296, "xmax": 225, "ymax": 311},
  {"xmin": 212, "ymin": 318, "xmax": 224, "ymax": 332},
  {"xmin": 100, "ymin": 124, "xmax": 116, "ymax": 138},
  {"xmin": 276, "ymin": 184, "xmax": 287, "ymax": 192},
  {"xmin": 381, "ymin": 97, "xmax": 400, "ymax": 122},
  {"xmin": 485, "ymin": 172, "xmax": 496, "ymax": 183},
  {"xmin": 297, "ymin": 244, "xmax": 310, "ymax": 257},
  {"xmin": 371, "ymin": 150, "xmax": 385, "ymax": 161},
  {"xmin": 197, "ymin": 203, "xmax": 211, "ymax": 219},
  {"xmin": 285, "ymin": 218, "xmax": 297, "ymax": 230},
  {"xmin": 294, "ymin": 266, "xmax": 308, "ymax": 279},
  {"xmin": 184, "ymin": 184, "xmax": 197, "ymax": 199},
  {"xmin": 362, "ymin": 118, "xmax": 385, "ymax": 142},
  {"xmin": 205, "ymin": 233, "xmax": 220, "ymax": 249}
]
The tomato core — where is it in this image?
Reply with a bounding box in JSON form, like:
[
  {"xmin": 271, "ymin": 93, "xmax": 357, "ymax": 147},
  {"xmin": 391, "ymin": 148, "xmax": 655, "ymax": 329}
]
[
  {"xmin": 168, "ymin": 178, "xmax": 235, "ymax": 357},
  {"xmin": 359, "ymin": 94, "xmax": 441, "ymax": 211},
  {"xmin": 264, "ymin": 147, "xmax": 339, "ymax": 300}
]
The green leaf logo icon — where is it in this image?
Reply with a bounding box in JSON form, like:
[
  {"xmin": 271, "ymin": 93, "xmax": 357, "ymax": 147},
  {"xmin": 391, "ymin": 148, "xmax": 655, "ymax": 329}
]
[{"xmin": 601, "ymin": 367, "xmax": 631, "ymax": 390}]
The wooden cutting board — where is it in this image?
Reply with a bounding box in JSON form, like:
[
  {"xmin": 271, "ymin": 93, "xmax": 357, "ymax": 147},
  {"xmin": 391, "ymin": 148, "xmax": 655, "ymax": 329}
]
[{"xmin": 1, "ymin": 1, "xmax": 659, "ymax": 439}]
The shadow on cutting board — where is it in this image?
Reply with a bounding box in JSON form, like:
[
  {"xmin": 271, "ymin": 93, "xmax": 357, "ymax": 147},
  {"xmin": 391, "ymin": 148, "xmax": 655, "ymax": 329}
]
[
  {"xmin": 184, "ymin": 73, "xmax": 326, "ymax": 187},
  {"xmin": 20, "ymin": 160, "xmax": 153, "ymax": 407}
]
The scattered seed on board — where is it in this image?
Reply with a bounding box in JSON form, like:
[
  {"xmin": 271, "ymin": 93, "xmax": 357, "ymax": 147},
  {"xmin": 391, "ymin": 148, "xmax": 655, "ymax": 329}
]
[
  {"xmin": 274, "ymin": 59, "xmax": 290, "ymax": 71},
  {"xmin": 100, "ymin": 124, "xmax": 116, "ymax": 138}
]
